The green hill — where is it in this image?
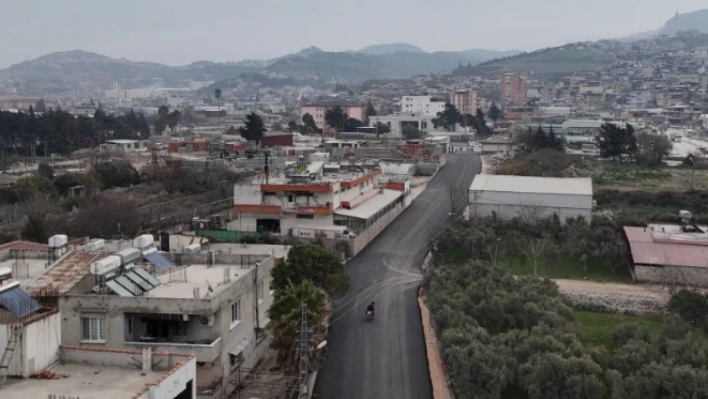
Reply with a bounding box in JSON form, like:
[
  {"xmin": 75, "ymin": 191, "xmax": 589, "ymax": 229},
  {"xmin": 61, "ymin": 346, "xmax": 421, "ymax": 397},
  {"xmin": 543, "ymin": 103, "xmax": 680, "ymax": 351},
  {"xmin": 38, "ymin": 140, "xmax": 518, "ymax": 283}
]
[{"xmin": 454, "ymin": 46, "xmax": 615, "ymax": 78}]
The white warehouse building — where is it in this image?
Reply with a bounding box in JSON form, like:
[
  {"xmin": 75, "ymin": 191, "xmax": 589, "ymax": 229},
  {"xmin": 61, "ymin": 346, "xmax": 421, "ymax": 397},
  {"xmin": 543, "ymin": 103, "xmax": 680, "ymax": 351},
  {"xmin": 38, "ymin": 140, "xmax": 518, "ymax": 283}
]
[{"xmin": 468, "ymin": 175, "xmax": 593, "ymax": 222}]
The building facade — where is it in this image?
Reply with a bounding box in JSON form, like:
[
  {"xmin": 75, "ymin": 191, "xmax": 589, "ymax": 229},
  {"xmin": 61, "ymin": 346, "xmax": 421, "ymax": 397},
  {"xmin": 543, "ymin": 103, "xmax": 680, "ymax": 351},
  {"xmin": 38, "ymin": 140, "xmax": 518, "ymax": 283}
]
[
  {"xmin": 450, "ymin": 90, "xmax": 480, "ymax": 115},
  {"xmin": 469, "ymin": 175, "xmax": 593, "ymax": 222},
  {"xmin": 368, "ymin": 113, "xmax": 436, "ymax": 138},
  {"xmin": 300, "ymin": 105, "xmax": 365, "ymax": 135},
  {"xmin": 500, "ymin": 73, "xmax": 528, "ymax": 108},
  {"xmin": 400, "ymin": 96, "xmax": 445, "ymax": 117}
]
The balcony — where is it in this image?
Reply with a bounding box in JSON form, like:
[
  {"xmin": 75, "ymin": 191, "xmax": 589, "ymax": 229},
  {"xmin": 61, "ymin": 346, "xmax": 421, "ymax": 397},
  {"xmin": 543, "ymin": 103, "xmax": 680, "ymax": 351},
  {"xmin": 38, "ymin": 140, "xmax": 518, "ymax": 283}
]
[{"xmin": 126, "ymin": 336, "xmax": 223, "ymax": 363}]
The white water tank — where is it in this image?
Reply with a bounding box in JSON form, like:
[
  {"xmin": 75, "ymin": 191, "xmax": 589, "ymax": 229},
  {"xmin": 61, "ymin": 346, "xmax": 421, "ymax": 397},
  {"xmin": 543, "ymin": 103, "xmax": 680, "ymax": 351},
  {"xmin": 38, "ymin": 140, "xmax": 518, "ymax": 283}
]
[
  {"xmin": 91, "ymin": 255, "xmax": 122, "ymax": 276},
  {"xmin": 184, "ymin": 243, "xmax": 201, "ymax": 253},
  {"xmin": 133, "ymin": 234, "xmax": 154, "ymax": 249},
  {"xmin": 48, "ymin": 234, "xmax": 68, "ymax": 248}
]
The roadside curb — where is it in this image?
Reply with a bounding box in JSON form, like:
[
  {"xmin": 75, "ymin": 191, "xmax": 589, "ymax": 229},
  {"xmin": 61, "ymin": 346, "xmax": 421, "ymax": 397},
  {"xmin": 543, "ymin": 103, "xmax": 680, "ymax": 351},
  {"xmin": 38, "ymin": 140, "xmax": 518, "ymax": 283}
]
[{"xmin": 418, "ymin": 290, "xmax": 453, "ymax": 399}]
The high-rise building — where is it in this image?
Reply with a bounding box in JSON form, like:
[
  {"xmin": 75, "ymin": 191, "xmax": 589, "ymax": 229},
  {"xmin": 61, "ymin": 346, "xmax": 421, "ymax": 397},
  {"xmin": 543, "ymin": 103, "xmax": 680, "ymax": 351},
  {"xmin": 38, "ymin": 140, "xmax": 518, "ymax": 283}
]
[
  {"xmin": 500, "ymin": 73, "xmax": 528, "ymax": 108},
  {"xmin": 450, "ymin": 90, "xmax": 480, "ymax": 115},
  {"xmin": 400, "ymin": 96, "xmax": 446, "ymax": 117}
]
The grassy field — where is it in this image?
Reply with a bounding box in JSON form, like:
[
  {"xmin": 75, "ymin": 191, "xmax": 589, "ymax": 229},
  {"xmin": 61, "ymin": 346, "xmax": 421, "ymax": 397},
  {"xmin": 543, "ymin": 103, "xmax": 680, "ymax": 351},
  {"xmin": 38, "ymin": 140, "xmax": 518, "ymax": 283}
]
[
  {"xmin": 593, "ymin": 163, "xmax": 708, "ymax": 191},
  {"xmin": 499, "ymin": 257, "xmax": 633, "ymax": 283},
  {"xmin": 575, "ymin": 310, "xmax": 669, "ymax": 350}
]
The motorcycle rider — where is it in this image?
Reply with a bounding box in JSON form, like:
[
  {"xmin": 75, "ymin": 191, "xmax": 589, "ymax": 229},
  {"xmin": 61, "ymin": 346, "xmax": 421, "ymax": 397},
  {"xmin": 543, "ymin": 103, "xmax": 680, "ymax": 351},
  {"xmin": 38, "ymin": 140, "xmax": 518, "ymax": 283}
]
[{"xmin": 366, "ymin": 301, "xmax": 375, "ymax": 317}]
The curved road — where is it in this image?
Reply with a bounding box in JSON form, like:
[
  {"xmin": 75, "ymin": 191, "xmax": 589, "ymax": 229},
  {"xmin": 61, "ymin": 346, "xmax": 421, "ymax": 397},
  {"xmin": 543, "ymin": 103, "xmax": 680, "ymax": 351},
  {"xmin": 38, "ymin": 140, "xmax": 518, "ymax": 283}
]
[{"xmin": 314, "ymin": 153, "xmax": 481, "ymax": 399}]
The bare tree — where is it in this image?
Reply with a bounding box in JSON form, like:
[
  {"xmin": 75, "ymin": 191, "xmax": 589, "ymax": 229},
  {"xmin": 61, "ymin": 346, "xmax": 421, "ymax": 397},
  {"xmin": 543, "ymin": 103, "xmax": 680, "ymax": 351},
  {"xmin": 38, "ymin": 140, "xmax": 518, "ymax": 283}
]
[
  {"xmin": 447, "ymin": 179, "xmax": 468, "ymax": 216},
  {"xmin": 523, "ymin": 235, "xmax": 549, "ymax": 276}
]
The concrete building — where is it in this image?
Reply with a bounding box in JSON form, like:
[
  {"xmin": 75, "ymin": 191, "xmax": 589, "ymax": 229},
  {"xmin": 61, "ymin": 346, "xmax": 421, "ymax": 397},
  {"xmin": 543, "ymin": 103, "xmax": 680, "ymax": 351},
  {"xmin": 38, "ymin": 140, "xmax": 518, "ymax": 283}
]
[
  {"xmin": 368, "ymin": 113, "xmax": 436, "ymax": 137},
  {"xmin": 300, "ymin": 104, "xmax": 365, "ymax": 135},
  {"xmin": 479, "ymin": 137, "xmax": 515, "ymax": 155},
  {"xmin": 400, "ymin": 96, "xmax": 446, "ymax": 117},
  {"xmin": 500, "ymin": 73, "xmax": 528, "ymax": 108},
  {"xmin": 468, "ymin": 175, "xmax": 593, "ymax": 222},
  {"xmin": 57, "ymin": 248, "xmax": 277, "ymax": 399},
  {"xmin": 104, "ymin": 139, "xmax": 142, "ymax": 153},
  {"xmin": 4, "ymin": 346, "xmax": 196, "ymax": 399},
  {"xmin": 623, "ymin": 222, "xmax": 708, "ymax": 287},
  {"xmin": 450, "ymin": 90, "xmax": 481, "ymax": 115}
]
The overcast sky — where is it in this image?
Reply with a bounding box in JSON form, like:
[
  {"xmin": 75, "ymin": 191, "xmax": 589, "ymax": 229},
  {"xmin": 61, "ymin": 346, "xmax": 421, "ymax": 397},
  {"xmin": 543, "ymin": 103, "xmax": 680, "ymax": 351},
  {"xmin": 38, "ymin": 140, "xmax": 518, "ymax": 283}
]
[{"xmin": 0, "ymin": 0, "xmax": 704, "ymax": 68}]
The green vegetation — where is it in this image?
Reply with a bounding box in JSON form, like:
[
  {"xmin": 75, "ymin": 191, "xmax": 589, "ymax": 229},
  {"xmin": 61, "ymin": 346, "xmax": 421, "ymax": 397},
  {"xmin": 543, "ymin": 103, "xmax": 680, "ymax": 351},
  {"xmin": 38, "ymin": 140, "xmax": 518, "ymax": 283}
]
[
  {"xmin": 436, "ymin": 216, "xmax": 628, "ymax": 282},
  {"xmin": 428, "ymin": 259, "xmax": 708, "ymax": 399},
  {"xmin": 592, "ymin": 163, "xmax": 671, "ymax": 188},
  {"xmin": 239, "ymin": 112, "xmax": 266, "ymax": 144},
  {"xmin": 575, "ymin": 310, "xmax": 667, "ymax": 350},
  {"xmin": 268, "ymin": 243, "xmax": 348, "ymax": 374},
  {"xmin": 500, "ymin": 257, "xmax": 632, "ymax": 283},
  {"xmin": 455, "ymin": 47, "xmax": 615, "ymax": 77}
]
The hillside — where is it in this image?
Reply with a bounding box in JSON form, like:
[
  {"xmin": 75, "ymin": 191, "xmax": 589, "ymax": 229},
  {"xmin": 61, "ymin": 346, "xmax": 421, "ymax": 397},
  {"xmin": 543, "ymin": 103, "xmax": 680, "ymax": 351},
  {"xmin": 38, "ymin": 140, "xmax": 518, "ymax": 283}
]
[
  {"xmin": 662, "ymin": 9, "xmax": 708, "ymax": 35},
  {"xmin": 454, "ymin": 45, "xmax": 615, "ymax": 77},
  {"xmin": 0, "ymin": 50, "xmax": 260, "ymax": 94},
  {"xmin": 357, "ymin": 43, "xmax": 425, "ymax": 55}
]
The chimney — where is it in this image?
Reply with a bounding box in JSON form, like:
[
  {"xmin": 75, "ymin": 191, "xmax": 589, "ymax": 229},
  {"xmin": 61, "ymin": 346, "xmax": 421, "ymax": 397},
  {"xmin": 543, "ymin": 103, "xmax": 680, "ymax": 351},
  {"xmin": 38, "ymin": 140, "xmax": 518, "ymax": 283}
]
[{"xmin": 142, "ymin": 347, "xmax": 153, "ymax": 371}]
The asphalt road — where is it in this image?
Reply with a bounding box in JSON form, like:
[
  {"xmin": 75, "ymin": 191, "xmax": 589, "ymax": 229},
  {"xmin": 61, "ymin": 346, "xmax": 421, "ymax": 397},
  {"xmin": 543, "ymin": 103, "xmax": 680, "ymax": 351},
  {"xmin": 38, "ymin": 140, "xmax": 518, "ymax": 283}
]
[{"xmin": 314, "ymin": 153, "xmax": 481, "ymax": 399}]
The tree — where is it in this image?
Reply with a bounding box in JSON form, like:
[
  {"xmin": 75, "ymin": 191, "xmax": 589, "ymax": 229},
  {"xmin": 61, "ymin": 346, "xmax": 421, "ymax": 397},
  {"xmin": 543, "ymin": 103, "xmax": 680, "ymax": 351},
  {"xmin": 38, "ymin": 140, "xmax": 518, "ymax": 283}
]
[
  {"xmin": 668, "ymin": 290, "xmax": 708, "ymax": 326},
  {"xmin": 365, "ymin": 100, "xmax": 377, "ymax": 124},
  {"xmin": 475, "ymin": 108, "xmax": 492, "ymax": 138},
  {"xmin": 435, "ymin": 103, "xmax": 461, "ymax": 131},
  {"xmin": 271, "ymin": 243, "xmax": 350, "ymax": 297},
  {"xmin": 636, "ymin": 133, "xmax": 672, "ymax": 166},
  {"xmin": 302, "ymin": 113, "xmax": 318, "ymax": 134},
  {"xmin": 402, "ymin": 125, "xmax": 422, "ymax": 140},
  {"xmin": 35, "ymin": 99, "xmax": 47, "ymax": 113},
  {"xmin": 238, "ymin": 112, "xmax": 266, "ymax": 144},
  {"xmin": 596, "ymin": 123, "xmax": 637, "ymax": 162},
  {"xmin": 343, "ymin": 118, "xmax": 364, "ymax": 132},
  {"xmin": 22, "ymin": 213, "xmax": 48, "ymax": 243},
  {"xmin": 93, "ymin": 160, "xmax": 141, "ymax": 189},
  {"xmin": 324, "ymin": 106, "xmax": 348, "ymax": 133},
  {"xmin": 37, "ymin": 162, "xmax": 54, "ymax": 180},
  {"xmin": 268, "ymin": 280, "xmax": 329, "ymax": 373},
  {"xmin": 287, "ymin": 121, "xmax": 299, "ymax": 133},
  {"xmin": 214, "ymin": 88, "xmax": 222, "ymax": 112},
  {"xmin": 154, "ymin": 105, "xmax": 169, "ymax": 135},
  {"xmin": 375, "ymin": 122, "xmax": 390, "ymax": 137},
  {"xmin": 166, "ymin": 110, "xmax": 182, "ymax": 133},
  {"xmin": 271, "ymin": 122, "xmax": 283, "ymax": 131},
  {"xmin": 489, "ymin": 103, "xmax": 502, "ymax": 125},
  {"xmin": 523, "ymin": 235, "xmax": 549, "ymax": 276}
]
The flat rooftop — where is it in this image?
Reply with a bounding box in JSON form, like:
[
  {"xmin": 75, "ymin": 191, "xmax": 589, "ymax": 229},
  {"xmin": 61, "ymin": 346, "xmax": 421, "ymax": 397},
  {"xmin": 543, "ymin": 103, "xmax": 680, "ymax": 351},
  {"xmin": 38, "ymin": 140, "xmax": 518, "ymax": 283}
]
[
  {"xmin": 4, "ymin": 363, "xmax": 163, "ymax": 399},
  {"xmin": 0, "ymin": 258, "xmax": 50, "ymax": 287},
  {"xmin": 145, "ymin": 264, "xmax": 254, "ymax": 299},
  {"xmin": 207, "ymin": 243, "xmax": 290, "ymax": 259},
  {"xmin": 470, "ymin": 175, "xmax": 593, "ymax": 196}
]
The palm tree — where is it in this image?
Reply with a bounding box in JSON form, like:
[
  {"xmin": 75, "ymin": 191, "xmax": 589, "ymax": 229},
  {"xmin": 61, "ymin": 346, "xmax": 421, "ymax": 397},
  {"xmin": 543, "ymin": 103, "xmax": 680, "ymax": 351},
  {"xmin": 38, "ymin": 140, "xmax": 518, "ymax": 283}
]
[
  {"xmin": 268, "ymin": 280, "xmax": 329, "ymax": 373},
  {"xmin": 214, "ymin": 88, "xmax": 222, "ymax": 112}
]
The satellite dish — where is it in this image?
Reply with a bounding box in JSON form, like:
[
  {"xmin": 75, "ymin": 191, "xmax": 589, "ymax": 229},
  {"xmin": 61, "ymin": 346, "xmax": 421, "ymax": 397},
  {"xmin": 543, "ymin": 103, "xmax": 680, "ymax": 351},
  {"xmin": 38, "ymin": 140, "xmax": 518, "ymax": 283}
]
[{"xmin": 316, "ymin": 340, "xmax": 328, "ymax": 350}]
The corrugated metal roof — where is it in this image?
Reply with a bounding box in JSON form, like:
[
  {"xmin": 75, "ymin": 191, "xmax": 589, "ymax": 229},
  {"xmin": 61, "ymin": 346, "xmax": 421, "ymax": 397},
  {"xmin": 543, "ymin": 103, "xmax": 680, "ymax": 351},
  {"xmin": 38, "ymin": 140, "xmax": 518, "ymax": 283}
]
[
  {"xmin": 0, "ymin": 240, "xmax": 49, "ymax": 252},
  {"xmin": 624, "ymin": 226, "xmax": 708, "ymax": 268},
  {"xmin": 469, "ymin": 175, "xmax": 593, "ymax": 196},
  {"xmin": 28, "ymin": 250, "xmax": 107, "ymax": 295}
]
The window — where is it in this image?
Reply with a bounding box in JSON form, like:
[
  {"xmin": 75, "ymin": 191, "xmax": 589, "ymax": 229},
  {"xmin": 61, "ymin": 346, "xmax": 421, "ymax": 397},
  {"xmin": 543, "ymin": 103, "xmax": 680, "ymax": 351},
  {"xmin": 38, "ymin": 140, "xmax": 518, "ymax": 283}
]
[
  {"xmin": 230, "ymin": 353, "xmax": 244, "ymax": 368},
  {"xmin": 230, "ymin": 299, "xmax": 241, "ymax": 328},
  {"xmin": 258, "ymin": 280, "xmax": 265, "ymax": 301},
  {"xmin": 82, "ymin": 316, "xmax": 105, "ymax": 341},
  {"xmin": 296, "ymin": 214, "xmax": 314, "ymax": 219}
]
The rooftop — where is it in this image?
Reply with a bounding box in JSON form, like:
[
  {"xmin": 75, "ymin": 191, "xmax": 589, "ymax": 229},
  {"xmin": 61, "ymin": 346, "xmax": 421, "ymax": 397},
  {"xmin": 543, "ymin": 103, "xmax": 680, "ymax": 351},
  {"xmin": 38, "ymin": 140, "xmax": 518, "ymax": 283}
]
[
  {"xmin": 144, "ymin": 264, "xmax": 254, "ymax": 299},
  {"xmin": 335, "ymin": 189, "xmax": 403, "ymax": 220},
  {"xmin": 28, "ymin": 250, "xmax": 107, "ymax": 295},
  {"xmin": 0, "ymin": 258, "xmax": 49, "ymax": 287},
  {"xmin": 470, "ymin": 175, "xmax": 593, "ymax": 196},
  {"xmin": 0, "ymin": 240, "xmax": 49, "ymax": 252},
  {"xmin": 624, "ymin": 225, "xmax": 708, "ymax": 268}
]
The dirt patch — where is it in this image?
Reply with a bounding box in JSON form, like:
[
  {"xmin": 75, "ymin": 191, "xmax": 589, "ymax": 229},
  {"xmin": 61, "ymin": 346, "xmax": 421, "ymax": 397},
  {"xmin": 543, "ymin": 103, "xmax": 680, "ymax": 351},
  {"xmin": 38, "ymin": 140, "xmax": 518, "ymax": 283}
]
[{"xmin": 554, "ymin": 279, "xmax": 669, "ymax": 313}]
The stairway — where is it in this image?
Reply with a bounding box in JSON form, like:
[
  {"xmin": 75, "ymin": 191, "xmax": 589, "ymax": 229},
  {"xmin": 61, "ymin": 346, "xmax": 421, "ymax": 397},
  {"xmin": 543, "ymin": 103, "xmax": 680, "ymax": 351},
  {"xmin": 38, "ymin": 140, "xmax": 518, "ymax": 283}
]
[{"xmin": 0, "ymin": 325, "xmax": 22, "ymax": 386}]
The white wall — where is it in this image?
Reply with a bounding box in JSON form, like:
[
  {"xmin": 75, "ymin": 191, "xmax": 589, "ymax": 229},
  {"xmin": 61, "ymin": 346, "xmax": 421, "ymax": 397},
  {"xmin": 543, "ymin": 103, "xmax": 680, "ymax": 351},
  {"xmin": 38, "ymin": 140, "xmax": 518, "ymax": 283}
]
[
  {"xmin": 138, "ymin": 356, "xmax": 197, "ymax": 399},
  {"xmin": 0, "ymin": 312, "xmax": 61, "ymax": 377},
  {"xmin": 234, "ymin": 184, "xmax": 261, "ymax": 205},
  {"xmin": 470, "ymin": 190, "xmax": 592, "ymax": 211},
  {"xmin": 379, "ymin": 162, "xmax": 416, "ymax": 176}
]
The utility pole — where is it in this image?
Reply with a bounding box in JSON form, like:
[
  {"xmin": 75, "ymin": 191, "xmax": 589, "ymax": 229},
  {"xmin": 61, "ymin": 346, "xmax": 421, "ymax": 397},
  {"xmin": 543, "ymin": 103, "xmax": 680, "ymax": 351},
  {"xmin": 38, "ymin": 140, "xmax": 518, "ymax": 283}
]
[{"xmin": 298, "ymin": 304, "xmax": 310, "ymax": 399}]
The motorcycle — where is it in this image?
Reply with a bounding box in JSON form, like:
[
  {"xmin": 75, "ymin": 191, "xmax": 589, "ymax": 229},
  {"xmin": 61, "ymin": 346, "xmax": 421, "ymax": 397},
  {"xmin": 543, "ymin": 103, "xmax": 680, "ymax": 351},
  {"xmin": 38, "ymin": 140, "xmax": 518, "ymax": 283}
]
[{"xmin": 365, "ymin": 310, "xmax": 374, "ymax": 321}]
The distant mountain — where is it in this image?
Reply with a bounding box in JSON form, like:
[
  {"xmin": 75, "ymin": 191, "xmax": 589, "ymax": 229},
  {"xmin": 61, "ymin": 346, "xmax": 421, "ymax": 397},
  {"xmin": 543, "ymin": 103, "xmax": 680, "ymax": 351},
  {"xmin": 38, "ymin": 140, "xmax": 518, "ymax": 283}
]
[
  {"xmin": 618, "ymin": 9, "xmax": 708, "ymax": 41},
  {"xmin": 0, "ymin": 46, "xmax": 522, "ymax": 94},
  {"xmin": 454, "ymin": 44, "xmax": 615, "ymax": 78},
  {"xmin": 357, "ymin": 43, "xmax": 425, "ymax": 55},
  {"xmin": 0, "ymin": 50, "xmax": 261, "ymax": 94}
]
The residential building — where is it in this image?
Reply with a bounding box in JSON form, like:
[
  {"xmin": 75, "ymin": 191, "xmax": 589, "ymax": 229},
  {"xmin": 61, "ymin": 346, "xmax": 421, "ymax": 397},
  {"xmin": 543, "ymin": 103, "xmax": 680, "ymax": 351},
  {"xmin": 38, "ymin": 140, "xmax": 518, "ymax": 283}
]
[
  {"xmin": 368, "ymin": 113, "xmax": 436, "ymax": 138},
  {"xmin": 4, "ymin": 346, "xmax": 196, "ymax": 399},
  {"xmin": 261, "ymin": 131, "xmax": 293, "ymax": 148},
  {"xmin": 479, "ymin": 137, "xmax": 515, "ymax": 155},
  {"xmin": 468, "ymin": 175, "xmax": 593, "ymax": 222},
  {"xmin": 104, "ymin": 139, "xmax": 142, "ymax": 153},
  {"xmin": 56, "ymin": 246, "xmax": 278, "ymax": 399},
  {"xmin": 623, "ymin": 221, "xmax": 708, "ymax": 287},
  {"xmin": 450, "ymin": 90, "xmax": 481, "ymax": 115},
  {"xmin": 299, "ymin": 104, "xmax": 365, "ymax": 135},
  {"xmin": 500, "ymin": 73, "xmax": 528, "ymax": 108},
  {"xmin": 400, "ymin": 96, "xmax": 445, "ymax": 117}
]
